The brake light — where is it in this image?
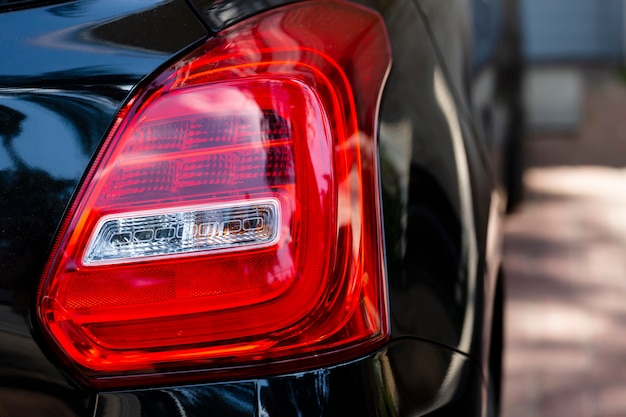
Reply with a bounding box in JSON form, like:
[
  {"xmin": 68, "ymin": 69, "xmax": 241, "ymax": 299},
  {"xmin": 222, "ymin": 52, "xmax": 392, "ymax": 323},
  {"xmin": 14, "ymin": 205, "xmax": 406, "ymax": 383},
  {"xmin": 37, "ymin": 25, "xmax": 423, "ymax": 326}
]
[{"xmin": 38, "ymin": 0, "xmax": 391, "ymax": 386}]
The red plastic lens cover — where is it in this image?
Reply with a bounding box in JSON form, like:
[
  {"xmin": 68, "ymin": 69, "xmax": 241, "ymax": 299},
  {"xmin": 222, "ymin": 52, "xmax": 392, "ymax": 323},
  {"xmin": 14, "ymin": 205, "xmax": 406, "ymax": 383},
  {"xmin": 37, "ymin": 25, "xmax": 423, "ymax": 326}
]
[{"xmin": 37, "ymin": 0, "xmax": 391, "ymax": 386}]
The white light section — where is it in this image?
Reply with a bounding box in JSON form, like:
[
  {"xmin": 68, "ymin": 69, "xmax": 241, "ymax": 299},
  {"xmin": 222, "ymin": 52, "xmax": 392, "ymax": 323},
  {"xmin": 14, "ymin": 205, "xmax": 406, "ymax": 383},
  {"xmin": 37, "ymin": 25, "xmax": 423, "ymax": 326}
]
[{"xmin": 83, "ymin": 199, "xmax": 280, "ymax": 265}]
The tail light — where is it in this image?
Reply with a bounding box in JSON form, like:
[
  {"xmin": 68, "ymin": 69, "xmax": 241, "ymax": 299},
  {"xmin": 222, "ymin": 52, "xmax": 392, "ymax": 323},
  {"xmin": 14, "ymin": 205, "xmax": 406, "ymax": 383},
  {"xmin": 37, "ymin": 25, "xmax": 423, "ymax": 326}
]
[{"xmin": 37, "ymin": 0, "xmax": 391, "ymax": 386}]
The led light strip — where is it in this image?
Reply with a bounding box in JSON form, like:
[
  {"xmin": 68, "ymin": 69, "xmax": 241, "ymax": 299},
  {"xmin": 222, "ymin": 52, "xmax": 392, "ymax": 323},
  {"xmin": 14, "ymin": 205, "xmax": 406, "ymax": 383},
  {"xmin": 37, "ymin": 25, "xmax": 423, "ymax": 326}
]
[{"xmin": 83, "ymin": 199, "xmax": 280, "ymax": 265}]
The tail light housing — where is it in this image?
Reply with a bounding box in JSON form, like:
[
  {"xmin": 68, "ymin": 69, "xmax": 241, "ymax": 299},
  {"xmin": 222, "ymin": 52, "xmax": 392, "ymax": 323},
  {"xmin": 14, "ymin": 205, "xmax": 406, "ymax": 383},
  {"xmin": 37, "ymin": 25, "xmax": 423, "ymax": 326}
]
[{"xmin": 38, "ymin": 0, "xmax": 391, "ymax": 386}]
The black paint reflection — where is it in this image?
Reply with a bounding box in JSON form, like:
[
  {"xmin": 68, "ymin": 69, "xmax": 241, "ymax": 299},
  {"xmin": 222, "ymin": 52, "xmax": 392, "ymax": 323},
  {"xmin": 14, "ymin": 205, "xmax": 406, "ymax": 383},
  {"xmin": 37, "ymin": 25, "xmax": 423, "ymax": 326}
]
[
  {"xmin": 0, "ymin": 104, "xmax": 73, "ymax": 313},
  {"xmin": 0, "ymin": 105, "xmax": 26, "ymax": 170},
  {"xmin": 387, "ymin": 165, "xmax": 464, "ymax": 344},
  {"xmin": 188, "ymin": 0, "xmax": 296, "ymax": 32},
  {"xmin": 96, "ymin": 383, "xmax": 255, "ymax": 417},
  {"xmin": 378, "ymin": 0, "xmax": 469, "ymax": 350},
  {"xmin": 95, "ymin": 340, "xmax": 483, "ymax": 417}
]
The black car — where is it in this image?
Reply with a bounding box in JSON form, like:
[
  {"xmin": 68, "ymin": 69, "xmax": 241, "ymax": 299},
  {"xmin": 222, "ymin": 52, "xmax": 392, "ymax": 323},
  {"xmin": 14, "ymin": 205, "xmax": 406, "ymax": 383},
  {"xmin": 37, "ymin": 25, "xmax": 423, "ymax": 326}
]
[{"xmin": 0, "ymin": 0, "xmax": 518, "ymax": 415}]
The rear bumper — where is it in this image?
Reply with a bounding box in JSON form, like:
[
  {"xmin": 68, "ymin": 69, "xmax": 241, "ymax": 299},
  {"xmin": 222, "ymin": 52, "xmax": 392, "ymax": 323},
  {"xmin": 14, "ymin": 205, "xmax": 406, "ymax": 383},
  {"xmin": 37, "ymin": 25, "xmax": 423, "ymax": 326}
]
[{"xmin": 95, "ymin": 338, "xmax": 485, "ymax": 417}]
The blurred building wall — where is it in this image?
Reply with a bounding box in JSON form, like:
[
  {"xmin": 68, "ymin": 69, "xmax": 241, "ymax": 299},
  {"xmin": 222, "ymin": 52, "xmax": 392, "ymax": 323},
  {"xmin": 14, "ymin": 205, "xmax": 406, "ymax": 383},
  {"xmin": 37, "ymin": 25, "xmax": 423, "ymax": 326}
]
[{"xmin": 521, "ymin": 0, "xmax": 624, "ymax": 62}]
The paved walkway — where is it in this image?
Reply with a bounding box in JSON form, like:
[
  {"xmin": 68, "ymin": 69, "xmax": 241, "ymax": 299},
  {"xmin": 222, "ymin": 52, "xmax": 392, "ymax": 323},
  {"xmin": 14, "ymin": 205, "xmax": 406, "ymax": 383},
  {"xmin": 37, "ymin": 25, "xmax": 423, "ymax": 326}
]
[{"xmin": 502, "ymin": 69, "xmax": 626, "ymax": 417}]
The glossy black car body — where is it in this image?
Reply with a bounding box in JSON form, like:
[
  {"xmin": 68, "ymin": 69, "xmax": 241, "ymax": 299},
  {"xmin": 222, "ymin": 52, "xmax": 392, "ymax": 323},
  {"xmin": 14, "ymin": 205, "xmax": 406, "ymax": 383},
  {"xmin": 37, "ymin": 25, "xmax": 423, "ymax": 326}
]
[{"xmin": 0, "ymin": 0, "xmax": 516, "ymax": 415}]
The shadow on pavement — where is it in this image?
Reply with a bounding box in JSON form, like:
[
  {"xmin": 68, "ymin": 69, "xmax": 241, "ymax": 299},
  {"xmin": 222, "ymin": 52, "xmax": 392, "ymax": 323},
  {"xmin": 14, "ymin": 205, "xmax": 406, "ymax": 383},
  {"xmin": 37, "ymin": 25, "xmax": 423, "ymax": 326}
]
[{"xmin": 503, "ymin": 70, "xmax": 626, "ymax": 417}]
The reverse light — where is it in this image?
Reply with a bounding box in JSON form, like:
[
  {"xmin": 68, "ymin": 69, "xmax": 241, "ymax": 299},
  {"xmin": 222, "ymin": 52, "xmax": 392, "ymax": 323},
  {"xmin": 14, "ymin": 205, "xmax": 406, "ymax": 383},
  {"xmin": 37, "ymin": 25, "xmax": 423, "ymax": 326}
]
[
  {"xmin": 38, "ymin": 0, "xmax": 391, "ymax": 386},
  {"xmin": 85, "ymin": 199, "xmax": 280, "ymax": 264}
]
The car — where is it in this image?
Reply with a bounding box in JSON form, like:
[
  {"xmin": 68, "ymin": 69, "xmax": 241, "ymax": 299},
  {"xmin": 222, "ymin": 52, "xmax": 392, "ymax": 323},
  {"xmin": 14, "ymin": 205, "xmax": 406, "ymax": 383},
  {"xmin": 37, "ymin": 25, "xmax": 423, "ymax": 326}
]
[{"xmin": 0, "ymin": 0, "xmax": 513, "ymax": 415}]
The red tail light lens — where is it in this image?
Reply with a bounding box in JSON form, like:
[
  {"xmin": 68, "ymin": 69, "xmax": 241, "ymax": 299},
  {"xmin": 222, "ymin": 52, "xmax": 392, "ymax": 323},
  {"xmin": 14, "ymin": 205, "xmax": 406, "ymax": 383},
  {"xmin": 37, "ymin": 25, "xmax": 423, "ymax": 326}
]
[{"xmin": 38, "ymin": 0, "xmax": 391, "ymax": 386}]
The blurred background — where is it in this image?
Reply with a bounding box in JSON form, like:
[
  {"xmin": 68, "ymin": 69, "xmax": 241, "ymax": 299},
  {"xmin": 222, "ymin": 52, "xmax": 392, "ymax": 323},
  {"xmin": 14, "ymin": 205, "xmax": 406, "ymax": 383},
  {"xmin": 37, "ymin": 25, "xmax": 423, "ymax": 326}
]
[{"xmin": 501, "ymin": 0, "xmax": 626, "ymax": 416}]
